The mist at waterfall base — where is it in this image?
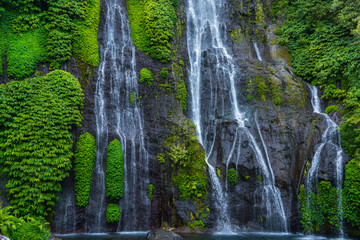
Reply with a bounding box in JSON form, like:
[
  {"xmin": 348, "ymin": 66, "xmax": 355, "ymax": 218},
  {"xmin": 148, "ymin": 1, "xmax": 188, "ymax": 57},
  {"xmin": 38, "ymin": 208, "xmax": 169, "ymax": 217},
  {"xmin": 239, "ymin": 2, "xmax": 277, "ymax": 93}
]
[{"xmin": 55, "ymin": 233, "xmax": 360, "ymax": 240}]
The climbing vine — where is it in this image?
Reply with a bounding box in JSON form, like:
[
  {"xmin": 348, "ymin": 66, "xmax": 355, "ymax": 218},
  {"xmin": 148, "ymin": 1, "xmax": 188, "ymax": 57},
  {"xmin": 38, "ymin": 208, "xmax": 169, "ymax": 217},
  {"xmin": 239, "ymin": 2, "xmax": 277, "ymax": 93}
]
[
  {"xmin": 0, "ymin": 70, "xmax": 83, "ymax": 220},
  {"xmin": 74, "ymin": 132, "xmax": 97, "ymax": 208}
]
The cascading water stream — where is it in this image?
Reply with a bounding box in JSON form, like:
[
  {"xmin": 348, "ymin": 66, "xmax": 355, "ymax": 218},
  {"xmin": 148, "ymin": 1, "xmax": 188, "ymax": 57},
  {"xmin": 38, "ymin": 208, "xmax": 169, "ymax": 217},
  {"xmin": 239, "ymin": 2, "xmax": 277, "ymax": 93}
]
[
  {"xmin": 306, "ymin": 85, "xmax": 344, "ymax": 235},
  {"xmin": 253, "ymin": 42, "xmax": 263, "ymax": 61},
  {"xmin": 187, "ymin": 0, "xmax": 287, "ymax": 232},
  {"xmin": 89, "ymin": 0, "xmax": 150, "ymax": 232}
]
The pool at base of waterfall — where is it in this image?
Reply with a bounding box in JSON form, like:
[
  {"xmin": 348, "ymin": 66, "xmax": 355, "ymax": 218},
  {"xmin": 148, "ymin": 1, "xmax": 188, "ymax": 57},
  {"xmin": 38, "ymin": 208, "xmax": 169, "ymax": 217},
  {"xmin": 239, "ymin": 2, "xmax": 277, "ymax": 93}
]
[{"xmin": 55, "ymin": 232, "xmax": 360, "ymax": 240}]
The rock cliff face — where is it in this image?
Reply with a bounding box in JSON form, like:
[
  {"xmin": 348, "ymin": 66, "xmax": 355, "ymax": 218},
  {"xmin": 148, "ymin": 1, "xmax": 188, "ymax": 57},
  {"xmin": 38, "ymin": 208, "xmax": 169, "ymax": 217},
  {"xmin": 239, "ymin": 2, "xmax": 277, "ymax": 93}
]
[{"xmin": 0, "ymin": 0, "xmax": 345, "ymax": 234}]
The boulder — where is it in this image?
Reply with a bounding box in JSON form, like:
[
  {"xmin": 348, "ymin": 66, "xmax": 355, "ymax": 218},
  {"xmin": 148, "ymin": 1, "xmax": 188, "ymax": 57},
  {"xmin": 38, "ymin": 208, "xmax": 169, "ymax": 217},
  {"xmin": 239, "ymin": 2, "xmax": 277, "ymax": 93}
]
[
  {"xmin": 146, "ymin": 229, "xmax": 183, "ymax": 240},
  {"xmin": 0, "ymin": 235, "xmax": 10, "ymax": 240}
]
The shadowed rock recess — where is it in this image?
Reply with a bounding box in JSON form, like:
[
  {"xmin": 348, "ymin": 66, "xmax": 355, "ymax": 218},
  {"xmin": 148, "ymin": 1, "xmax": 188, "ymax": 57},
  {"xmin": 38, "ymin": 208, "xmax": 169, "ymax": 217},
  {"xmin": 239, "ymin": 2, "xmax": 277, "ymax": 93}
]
[{"xmin": 0, "ymin": 0, "xmax": 350, "ymax": 236}]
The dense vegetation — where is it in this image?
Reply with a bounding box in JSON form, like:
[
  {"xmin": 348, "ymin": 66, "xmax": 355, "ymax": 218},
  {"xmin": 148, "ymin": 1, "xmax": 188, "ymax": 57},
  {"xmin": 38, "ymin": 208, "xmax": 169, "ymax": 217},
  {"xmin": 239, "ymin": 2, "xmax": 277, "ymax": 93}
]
[
  {"xmin": 74, "ymin": 132, "xmax": 97, "ymax": 208},
  {"xmin": 160, "ymin": 120, "xmax": 208, "ymax": 200},
  {"xmin": 106, "ymin": 203, "xmax": 121, "ymax": 224},
  {"xmin": 0, "ymin": 204, "xmax": 50, "ymax": 240},
  {"xmin": 0, "ymin": 0, "xmax": 100, "ymax": 79},
  {"xmin": 0, "ymin": 70, "xmax": 83, "ymax": 220},
  {"xmin": 299, "ymin": 182, "xmax": 340, "ymax": 233},
  {"xmin": 127, "ymin": 0, "xmax": 179, "ymax": 62},
  {"xmin": 275, "ymin": 0, "xmax": 360, "ymax": 231},
  {"xmin": 106, "ymin": 139, "xmax": 125, "ymax": 201}
]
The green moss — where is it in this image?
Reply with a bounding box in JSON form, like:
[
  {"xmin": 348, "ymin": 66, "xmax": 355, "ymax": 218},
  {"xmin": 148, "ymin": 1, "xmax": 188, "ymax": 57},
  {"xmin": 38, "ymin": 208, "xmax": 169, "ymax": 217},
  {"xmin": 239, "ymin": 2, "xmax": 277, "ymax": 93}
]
[
  {"xmin": 247, "ymin": 94, "xmax": 254, "ymax": 101},
  {"xmin": 172, "ymin": 61, "xmax": 187, "ymax": 113},
  {"xmin": 157, "ymin": 153, "xmax": 166, "ymax": 164},
  {"xmin": 74, "ymin": 132, "xmax": 97, "ymax": 208},
  {"xmin": 227, "ymin": 168, "xmax": 239, "ymax": 186},
  {"xmin": 256, "ymin": 76, "xmax": 268, "ymax": 101},
  {"xmin": 324, "ymin": 105, "xmax": 339, "ymax": 114},
  {"xmin": 0, "ymin": 70, "xmax": 83, "ymax": 220},
  {"xmin": 106, "ymin": 139, "xmax": 125, "ymax": 201},
  {"xmin": 106, "ymin": 203, "xmax": 121, "ymax": 224},
  {"xmin": 160, "ymin": 67, "xmax": 169, "ymax": 78},
  {"xmin": 130, "ymin": 92, "xmax": 135, "ymax": 105},
  {"xmin": 148, "ymin": 184, "xmax": 155, "ymax": 200},
  {"xmin": 268, "ymin": 76, "xmax": 282, "ymax": 106},
  {"xmin": 139, "ymin": 68, "xmax": 153, "ymax": 85},
  {"xmin": 257, "ymin": 175, "xmax": 263, "ymax": 182},
  {"xmin": 255, "ymin": 0, "xmax": 265, "ymax": 27},
  {"xmin": 127, "ymin": 0, "xmax": 177, "ymax": 62},
  {"xmin": 73, "ymin": 0, "xmax": 100, "ymax": 66}
]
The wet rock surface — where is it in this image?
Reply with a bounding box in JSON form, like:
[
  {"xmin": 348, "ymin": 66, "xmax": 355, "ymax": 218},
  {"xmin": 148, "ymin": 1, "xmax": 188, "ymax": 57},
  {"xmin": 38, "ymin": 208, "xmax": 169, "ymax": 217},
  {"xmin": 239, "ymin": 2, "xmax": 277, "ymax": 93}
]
[{"xmin": 146, "ymin": 229, "xmax": 183, "ymax": 240}]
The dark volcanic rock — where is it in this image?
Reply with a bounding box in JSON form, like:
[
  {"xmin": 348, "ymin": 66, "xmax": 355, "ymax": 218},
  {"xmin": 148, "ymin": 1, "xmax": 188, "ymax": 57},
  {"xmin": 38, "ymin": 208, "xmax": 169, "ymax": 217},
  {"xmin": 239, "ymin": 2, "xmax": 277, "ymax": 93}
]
[{"xmin": 146, "ymin": 229, "xmax": 183, "ymax": 240}]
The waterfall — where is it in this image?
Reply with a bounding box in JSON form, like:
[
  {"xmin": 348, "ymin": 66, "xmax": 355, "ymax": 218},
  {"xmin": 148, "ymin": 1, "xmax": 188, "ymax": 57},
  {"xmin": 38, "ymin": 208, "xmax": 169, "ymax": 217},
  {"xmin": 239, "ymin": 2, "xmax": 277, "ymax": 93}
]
[
  {"xmin": 306, "ymin": 85, "xmax": 344, "ymax": 235},
  {"xmin": 89, "ymin": 0, "xmax": 150, "ymax": 232},
  {"xmin": 253, "ymin": 42, "xmax": 263, "ymax": 61},
  {"xmin": 186, "ymin": 0, "xmax": 287, "ymax": 232}
]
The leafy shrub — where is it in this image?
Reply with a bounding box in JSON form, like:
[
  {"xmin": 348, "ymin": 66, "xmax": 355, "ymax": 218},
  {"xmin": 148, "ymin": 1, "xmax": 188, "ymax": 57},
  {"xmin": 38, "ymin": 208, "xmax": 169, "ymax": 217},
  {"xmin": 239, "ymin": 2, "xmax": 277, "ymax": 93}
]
[
  {"xmin": 11, "ymin": 218, "xmax": 51, "ymax": 240},
  {"xmin": 0, "ymin": 70, "xmax": 83, "ymax": 220},
  {"xmin": 227, "ymin": 168, "xmax": 239, "ymax": 186},
  {"xmin": 139, "ymin": 68, "xmax": 153, "ymax": 85},
  {"xmin": 148, "ymin": 184, "xmax": 155, "ymax": 200},
  {"xmin": 106, "ymin": 204, "xmax": 120, "ymax": 224},
  {"xmin": 324, "ymin": 105, "xmax": 339, "ymax": 114},
  {"xmin": 0, "ymin": 205, "xmax": 50, "ymax": 240},
  {"xmin": 106, "ymin": 139, "xmax": 125, "ymax": 201},
  {"xmin": 74, "ymin": 132, "xmax": 97, "ymax": 208},
  {"xmin": 298, "ymin": 181, "xmax": 340, "ymax": 232},
  {"xmin": 343, "ymin": 157, "xmax": 360, "ymax": 227}
]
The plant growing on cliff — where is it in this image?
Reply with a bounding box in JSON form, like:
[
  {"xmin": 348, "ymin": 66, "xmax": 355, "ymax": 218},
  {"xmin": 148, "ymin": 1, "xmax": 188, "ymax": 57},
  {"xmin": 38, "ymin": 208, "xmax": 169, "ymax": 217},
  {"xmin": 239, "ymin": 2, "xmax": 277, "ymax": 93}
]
[
  {"xmin": 74, "ymin": 132, "xmax": 97, "ymax": 208},
  {"xmin": 164, "ymin": 120, "xmax": 208, "ymax": 200},
  {"xmin": 106, "ymin": 139, "xmax": 125, "ymax": 201},
  {"xmin": 106, "ymin": 204, "xmax": 121, "ymax": 224},
  {"xmin": 0, "ymin": 70, "xmax": 83, "ymax": 220},
  {"xmin": 148, "ymin": 184, "xmax": 155, "ymax": 200},
  {"xmin": 343, "ymin": 157, "xmax": 360, "ymax": 227},
  {"xmin": 227, "ymin": 168, "xmax": 239, "ymax": 186},
  {"xmin": 127, "ymin": 0, "xmax": 177, "ymax": 62},
  {"xmin": 139, "ymin": 68, "xmax": 153, "ymax": 86}
]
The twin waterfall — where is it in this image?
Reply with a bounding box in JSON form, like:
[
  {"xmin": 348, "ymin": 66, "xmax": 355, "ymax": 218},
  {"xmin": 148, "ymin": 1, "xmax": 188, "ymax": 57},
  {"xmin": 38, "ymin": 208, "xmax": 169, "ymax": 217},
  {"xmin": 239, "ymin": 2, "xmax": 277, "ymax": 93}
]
[
  {"xmin": 187, "ymin": 0, "xmax": 287, "ymax": 232},
  {"xmin": 62, "ymin": 0, "xmax": 345, "ymax": 234},
  {"xmin": 90, "ymin": 0, "xmax": 150, "ymax": 232}
]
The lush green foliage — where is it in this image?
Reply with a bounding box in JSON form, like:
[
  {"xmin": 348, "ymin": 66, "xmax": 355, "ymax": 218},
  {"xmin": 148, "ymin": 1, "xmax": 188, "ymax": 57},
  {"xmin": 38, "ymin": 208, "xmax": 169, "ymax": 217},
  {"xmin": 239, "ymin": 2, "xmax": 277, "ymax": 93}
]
[
  {"xmin": 164, "ymin": 120, "xmax": 208, "ymax": 200},
  {"xmin": 299, "ymin": 182, "xmax": 341, "ymax": 233},
  {"xmin": 139, "ymin": 68, "xmax": 153, "ymax": 86},
  {"xmin": 0, "ymin": 204, "xmax": 51, "ymax": 240},
  {"xmin": 160, "ymin": 67, "xmax": 169, "ymax": 78},
  {"xmin": 106, "ymin": 203, "xmax": 121, "ymax": 224},
  {"xmin": 324, "ymin": 105, "xmax": 339, "ymax": 114},
  {"xmin": 106, "ymin": 139, "xmax": 125, "ymax": 201},
  {"xmin": 227, "ymin": 168, "xmax": 239, "ymax": 186},
  {"xmin": 279, "ymin": 1, "xmax": 360, "ymax": 231},
  {"xmin": 172, "ymin": 61, "xmax": 187, "ymax": 113},
  {"xmin": 0, "ymin": 0, "xmax": 100, "ymax": 78},
  {"xmin": 0, "ymin": 70, "xmax": 83, "ymax": 220},
  {"xmin": 343, "ymin": 158, "xmax": 360, "ymax": 227},
  {"xmin": 127, "ymin": 0, "xmax": 177, "ymax": 62},
  {"xmin": 74, "ymin": 132, "xmax": 97, "ymax": 208},
  {"xmin": 148, "ymin": 184, "xmax": 155, "ymax": 200},
  {"xmin": 73, "ymin": 0, "xmax": 100, "ymax": 66}
]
